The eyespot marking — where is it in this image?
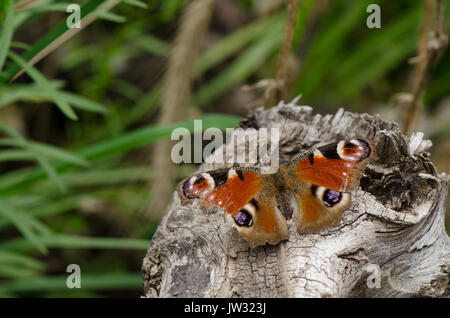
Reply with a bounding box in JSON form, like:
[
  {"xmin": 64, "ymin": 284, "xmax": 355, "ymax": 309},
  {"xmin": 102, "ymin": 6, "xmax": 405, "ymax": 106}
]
[
  {"xmin": 337, "ymin": 139, "xmax": 371, "ymax": 161},
  {"xmin": 194, "ymin": 175, "xmax": 205, "ymax": 185},
  {"xmin": 200, "ymin": 173, "xmax": 215, "ymax": 189},
  {"xmin": 234, "ymin": 210, "xmax": 253, "ymax": 227},
  {"xmin": 311, "ymin": 186, "xmax": 342, "ymax": 207},
  {"xmin": 182, "ymin": 174, "xmax": 214, "ymax": 199},
  {"xmin": 183, "ymin": 177, "xmax": 198, "ymax": 199},
  {"xmin": 322, "ymin": 189, "xmax": 342, "ymax": 207},
  {"xmin": 234, "ymin": 201, "xmax": 257, "ymax": 227}
]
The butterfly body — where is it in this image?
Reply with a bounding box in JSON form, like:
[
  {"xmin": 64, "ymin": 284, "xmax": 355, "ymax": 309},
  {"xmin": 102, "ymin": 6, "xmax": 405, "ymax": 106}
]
[{"xmin": 177, "ymin": 138, "xmax": 375, "ymax": 247}]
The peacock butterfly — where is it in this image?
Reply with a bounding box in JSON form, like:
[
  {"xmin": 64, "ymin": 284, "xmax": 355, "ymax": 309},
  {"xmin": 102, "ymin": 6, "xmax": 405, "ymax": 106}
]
[{"xmin": 176, "ymin": 138, "xmax": 375, "ymax": 247}]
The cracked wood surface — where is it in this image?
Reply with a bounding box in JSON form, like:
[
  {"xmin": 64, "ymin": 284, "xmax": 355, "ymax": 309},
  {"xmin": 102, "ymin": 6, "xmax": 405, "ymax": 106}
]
[{"xmin": 142, "ymin": 100, "xmax": 450, "ymax": 298}]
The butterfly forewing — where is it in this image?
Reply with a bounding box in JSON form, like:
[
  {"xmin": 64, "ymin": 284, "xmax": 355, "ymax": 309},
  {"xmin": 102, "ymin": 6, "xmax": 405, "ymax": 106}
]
[{"xmin": 291, "ymin": 139, "xmax": 374, "ymax": 192}]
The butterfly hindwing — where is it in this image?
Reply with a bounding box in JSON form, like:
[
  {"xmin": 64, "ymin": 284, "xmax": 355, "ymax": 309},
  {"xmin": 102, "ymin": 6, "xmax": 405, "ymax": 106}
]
[
  {"xmin": 177, "ymin": 168, "xmax": 288, "ymax": 247},
  {"xmin": 291, "ymin": 183, "xmax": 351, "ymax": 232},
  {"xmin": 225, "ymin": 192, "xmax": 289, "ymax": 247}
]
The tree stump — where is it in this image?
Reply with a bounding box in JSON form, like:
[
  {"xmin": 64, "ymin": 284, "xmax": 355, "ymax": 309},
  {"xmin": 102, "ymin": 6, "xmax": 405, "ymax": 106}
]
[{"xmin": 142, "ymin": 100, "xmax": 450, "ymax": 298}]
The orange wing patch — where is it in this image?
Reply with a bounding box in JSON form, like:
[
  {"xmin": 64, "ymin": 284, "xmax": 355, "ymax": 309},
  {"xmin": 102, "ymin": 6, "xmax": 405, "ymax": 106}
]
[
  {"xmin": 205, "ymin": 171, "xmax": 262, "ymax": 215},
  {"xmin": 294, "ymin": 158, "xmax": 356, "ymax": 192}
]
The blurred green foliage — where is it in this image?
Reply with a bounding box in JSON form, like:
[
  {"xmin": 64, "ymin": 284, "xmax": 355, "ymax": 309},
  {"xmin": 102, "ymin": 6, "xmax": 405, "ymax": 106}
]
[{"xmin": 0, "ymin": 0, "xmax": 448, "ymax": 297}]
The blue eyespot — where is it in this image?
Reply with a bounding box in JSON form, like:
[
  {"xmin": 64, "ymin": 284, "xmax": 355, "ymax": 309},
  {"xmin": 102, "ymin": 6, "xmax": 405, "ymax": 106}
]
[
  {"xmin": 323, "ymin": 189, "xmax": 341, "ymax": 207},
  {"xmin": 234, "ymin": 210, "xmax": 253, "ymax": 227}
]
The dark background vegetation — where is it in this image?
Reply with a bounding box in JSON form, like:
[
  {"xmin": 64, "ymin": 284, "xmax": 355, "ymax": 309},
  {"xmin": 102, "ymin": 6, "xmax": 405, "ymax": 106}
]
[{"xmin": 0, "ymin": 0, "xmax": 448, "ymax": 297}]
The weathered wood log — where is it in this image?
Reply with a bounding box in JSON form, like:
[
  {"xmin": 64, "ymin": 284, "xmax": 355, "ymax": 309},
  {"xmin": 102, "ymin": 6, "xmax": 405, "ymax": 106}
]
[{"xmin": 142, "ymin": 99, "xmax": 450, "ymax": 297}]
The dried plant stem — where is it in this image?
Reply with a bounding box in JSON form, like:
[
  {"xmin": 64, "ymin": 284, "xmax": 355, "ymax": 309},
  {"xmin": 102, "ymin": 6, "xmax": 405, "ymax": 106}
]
[
  {"xmin": 14, "ymin": 0, "xmax": 40, "ymax": 11},
  {"xmin": 402, "ymin": 0, "xmax": 448, "ymax": 136},
  {"xmin": 146, "ymin": 0, "xmax": 213, "ymax": 219},
  {"xmin": 264, "ymin": 0, "xmax": 299, "ymax": 108},
  {"xmin": 276, "ymin": 0, "xmax": 298, "ymax": 89}
]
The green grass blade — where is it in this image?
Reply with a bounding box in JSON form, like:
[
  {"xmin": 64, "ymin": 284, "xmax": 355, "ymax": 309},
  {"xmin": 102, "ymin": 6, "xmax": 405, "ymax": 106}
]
[
  {"xmin": 94, "ymin": 10, "xmax": 126, "ymax": 23},
  {"xmin": 0, "ymin": 0, "xmax": 14, "ymax": 72},
  {"xmin": 41, "ymin": 234, "xmax": 150, "ymax": 250},
  {"xmin": 111, "ymin": 79, "xmax": 143, "ymax": 100},
  {"xmin": 0, "ymin": 200, "xmax": 49, "ymax": 253},
  {"xmin": 33, "ymin": 155, "xmax": 67, "ymax": 193},
  {"xmin": 10, "ymin": 42, "xmax": 32, "ymax": 51},
  {"xmin": 0, "ymin": 149, "xmax": 34, "ymax": 162},
  {"xmin": 18, "ymin": 167, "xmax": 152, "ymax": 205},
  {"xmin": 53, "ymin": 91, "xmax": 108, "ymax": 114},
  {"xmin": 0, "ymin": 194, "xmax": 89, "ymax": 230},
  {"xmin": 44, "ymin": 166, "xmax": 151, "ymax": 188},
  {"xmin": 124, "ymin": 82, "xmax": 163, "ymax": 125},
  {"xmin": 27, "ymin": 142, "xmax": 89, "ymax": 167},
  {"xmin": 131, "ymin": 34, "xmax": 171, "ymax": 57},
  {"xmin": 0, "ymin": 122, "xmax": 83, "ymax": 191},
  {"xmin": 0, "ymin": 137, "xmax": 17, "ymax": 147},
  {"xmin": 8, "ymin": 51, "xmax": 78, "ymax": 120},
  {"xmin": 0, "ymin": 85, "xmax": 108, "ymax": 114},
  {"xmin": 0, "ymin": 264, "xmax": 40, "ymax": 278},
  {"xmin": 0, "ymin": 251, "xmax": 45, "ymax": 272},
  {"xmin": 123, "ymin": 0, "xmax": 148, "ymax": 9},
  {"xmin": 59, "ymin": 45, "xmax": 99, "ymax": 70},
  {"xmin": 2, "ymin": 234, "xmax": 149, "ymax": 252},
  {"xmin": 0, "ymin": 273, "xmax": 142, "ymax": 293},
  {"xmin": 0, "ymin": 122, "xmax": 27, "ymax": 141}
]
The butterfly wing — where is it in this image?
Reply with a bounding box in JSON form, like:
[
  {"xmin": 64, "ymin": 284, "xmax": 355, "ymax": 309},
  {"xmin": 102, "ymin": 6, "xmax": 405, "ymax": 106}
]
[
  {"xmin": 291, "ymin": 139, "xmax": 374, "ymax": 192},
  {"xmin": 287, "ymin": 139, "xmax": 374, "ymax": 232},
  {"xmin": 290, "ymin": 183, "xmax": 351, "ymax": 232},
  {"xmin": 176, "ymin": 168, "xmax": 288, "ymax": 247}
]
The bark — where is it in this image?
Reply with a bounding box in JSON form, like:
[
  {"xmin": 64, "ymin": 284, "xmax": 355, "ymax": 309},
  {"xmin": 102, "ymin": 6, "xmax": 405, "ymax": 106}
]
[{"xmin": 142, "ymin": 99, "xmax": 450, "ymax": 298}]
